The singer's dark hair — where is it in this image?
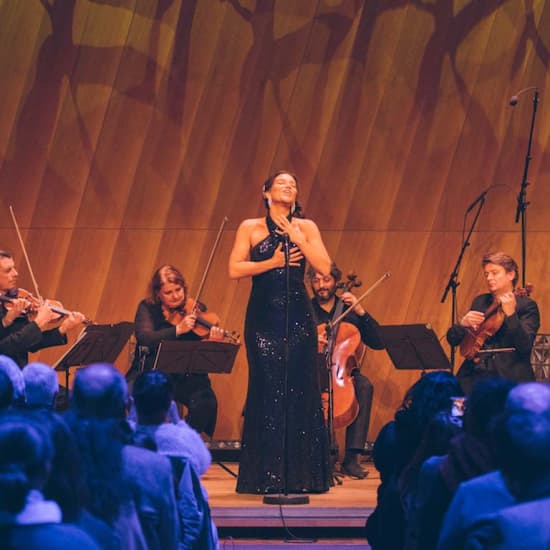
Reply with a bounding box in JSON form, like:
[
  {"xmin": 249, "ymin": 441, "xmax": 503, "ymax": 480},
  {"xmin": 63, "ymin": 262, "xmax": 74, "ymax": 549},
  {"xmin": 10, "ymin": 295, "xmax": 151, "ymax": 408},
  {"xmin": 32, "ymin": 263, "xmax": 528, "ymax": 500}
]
[{"xmin": 262, "ymin": 170, "xmax": 304, "ymax": 218}]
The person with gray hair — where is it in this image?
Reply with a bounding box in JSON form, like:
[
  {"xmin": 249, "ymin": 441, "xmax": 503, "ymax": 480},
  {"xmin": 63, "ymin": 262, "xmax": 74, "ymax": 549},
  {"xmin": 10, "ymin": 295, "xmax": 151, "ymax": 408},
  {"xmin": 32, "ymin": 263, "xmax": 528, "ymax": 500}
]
[
  {"xmin": 68, "ymin": 363, "xmax": 179, "ymax": 550},
  {"xmin": 22, "ymin": 362, "xmax": 59, "ymax": 409},
  {"xmin": 0, "ymin": 354, "xmax": 25, "ymax": 406},
  {"xmin": 437, "ymin": 381, "xmax": 550, "ymax": 550}
]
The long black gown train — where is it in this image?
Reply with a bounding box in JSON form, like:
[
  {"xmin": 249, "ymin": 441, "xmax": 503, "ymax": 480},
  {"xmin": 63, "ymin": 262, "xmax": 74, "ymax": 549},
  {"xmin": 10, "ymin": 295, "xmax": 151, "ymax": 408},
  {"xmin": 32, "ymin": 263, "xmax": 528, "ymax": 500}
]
[{"xmin": 236, "ymin": 217, "xmax": 330, "ymax": 494}]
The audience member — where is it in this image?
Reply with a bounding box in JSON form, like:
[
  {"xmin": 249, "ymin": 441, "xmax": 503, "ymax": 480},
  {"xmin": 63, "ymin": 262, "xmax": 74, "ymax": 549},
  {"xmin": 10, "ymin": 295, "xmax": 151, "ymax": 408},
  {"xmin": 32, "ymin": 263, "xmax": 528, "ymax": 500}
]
[
  {"xmin": 465, "ymin": 497, "xmax": 550, "ymax": 550},
  {"xmin": 436, "ymin": 382, "xmax": 550, "ymax": 550},
  {"xmin": 68, "ymin": 362, "xmax": 179, "ymax": 550},
  {"xmin": 132, "ymin": 371, "xmax": 211, "ymax": 476},
  {"xmin": 405, "ymin": 378, "xmax": 514, "ymax": 550},
  {"xmin": 22, "ymin": 362, "xmax": 58, "ymax": 410},
  {"xmin": 365, "ymin": 370, "xmax": 462, "ymax": 550},
  {"xmin": 132, "ymin": 371, "xmax": 218, "ymax": 549},
  {"xmin": 0, "ymin": 416, "xmax": 99, "ymax": 549},
  {"xmin": 36, "ymin": 410, "xmax": 119, "ymax": 549}
]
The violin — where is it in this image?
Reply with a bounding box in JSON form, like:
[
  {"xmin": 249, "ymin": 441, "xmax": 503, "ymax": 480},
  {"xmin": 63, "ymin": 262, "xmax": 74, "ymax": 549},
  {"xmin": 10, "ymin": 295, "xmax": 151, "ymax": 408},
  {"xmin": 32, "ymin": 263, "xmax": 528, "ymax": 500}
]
[
  {"xmin": 162, "ymin": 297, "xmax": 239, "ymax": 344},
  {"xmin": 318, "ymin": 272, "xmax": 364, "ymax": 430},
  {"xmin": 0, "ymin": 288, "xmax": 92, "ymax": 325},
  {"xmin": 459, "ymin": 284, "xmax": 533, "ymax": 362}
]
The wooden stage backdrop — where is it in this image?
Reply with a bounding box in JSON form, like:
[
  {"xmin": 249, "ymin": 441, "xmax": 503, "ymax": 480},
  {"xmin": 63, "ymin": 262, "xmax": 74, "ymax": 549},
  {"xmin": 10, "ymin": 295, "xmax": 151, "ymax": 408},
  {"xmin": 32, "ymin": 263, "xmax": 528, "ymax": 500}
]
[{"xmin": 1, "ymin": 0, "xmax": 549, "ymax": 442}]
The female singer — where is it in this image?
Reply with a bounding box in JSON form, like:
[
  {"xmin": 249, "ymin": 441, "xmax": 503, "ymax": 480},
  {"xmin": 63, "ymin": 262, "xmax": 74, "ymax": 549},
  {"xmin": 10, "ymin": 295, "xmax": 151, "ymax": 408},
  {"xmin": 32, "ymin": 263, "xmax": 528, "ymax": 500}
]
[{"xmin": 229, "ymin": 170, "xmax": 332, "ymax": 494}]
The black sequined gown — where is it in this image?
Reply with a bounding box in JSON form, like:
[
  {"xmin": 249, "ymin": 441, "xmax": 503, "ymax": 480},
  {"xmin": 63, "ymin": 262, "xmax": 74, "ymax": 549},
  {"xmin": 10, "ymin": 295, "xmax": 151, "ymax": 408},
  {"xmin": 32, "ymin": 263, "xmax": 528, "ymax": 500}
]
[{"xmin": 236, "ymin": 217, "xmax": 330, "ymax": 494}]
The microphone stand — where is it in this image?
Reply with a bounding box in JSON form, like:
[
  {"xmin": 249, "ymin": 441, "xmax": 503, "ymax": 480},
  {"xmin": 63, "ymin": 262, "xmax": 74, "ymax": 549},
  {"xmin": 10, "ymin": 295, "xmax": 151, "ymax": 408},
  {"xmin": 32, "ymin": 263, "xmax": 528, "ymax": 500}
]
[
  {"xmin": 323, "ymin": 316, "xmax": 343, "ymax": 486},
  {"xmin": 441, "ymin": 197, "xmax": 486, "ymax": 373},
  {"xmin": 264, "ymin": 233, "xmax": 309, "ymax": 506},
  {"xmin": 514, "ymin": 89, "xmax": 539, "ymax": 288}
]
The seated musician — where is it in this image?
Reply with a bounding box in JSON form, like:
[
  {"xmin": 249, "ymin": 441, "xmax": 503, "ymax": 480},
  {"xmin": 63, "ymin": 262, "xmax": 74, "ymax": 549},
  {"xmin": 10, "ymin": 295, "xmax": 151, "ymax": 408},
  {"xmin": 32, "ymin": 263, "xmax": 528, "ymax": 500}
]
[
  {"xmin": 0, "ymin": 250, "xmax": 86, "ymax": 368},
  {"xmin": 446, "ymin": 252, "xmax": 540, "ymax": 395},
  {"xmin": 130, "ymin": 264, "xmax": 224, "ymax": 437},
  {"xmin": 308, "ymin": 264, "xmax": 385, "ymax": 479}
]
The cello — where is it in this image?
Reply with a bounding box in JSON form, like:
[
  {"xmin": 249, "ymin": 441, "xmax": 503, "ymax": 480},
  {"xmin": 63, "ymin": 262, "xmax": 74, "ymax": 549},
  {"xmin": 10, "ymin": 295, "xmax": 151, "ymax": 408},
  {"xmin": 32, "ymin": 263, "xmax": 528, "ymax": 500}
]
[
  {"xmin": 319, "ymin": 271, "xmax": 391, "ymax": 430},
  {"xmin": 318, "ymin": 273, "xmax": 362, "ymax": 430}
]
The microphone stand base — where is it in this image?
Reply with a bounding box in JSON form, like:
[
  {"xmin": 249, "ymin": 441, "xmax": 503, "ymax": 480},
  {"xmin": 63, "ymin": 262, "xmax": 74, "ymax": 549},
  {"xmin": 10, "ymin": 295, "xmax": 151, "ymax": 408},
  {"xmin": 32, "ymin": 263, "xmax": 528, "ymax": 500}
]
[{"xmin": 263, "ymin": 494, "xmax": 310, "ymax": 505}]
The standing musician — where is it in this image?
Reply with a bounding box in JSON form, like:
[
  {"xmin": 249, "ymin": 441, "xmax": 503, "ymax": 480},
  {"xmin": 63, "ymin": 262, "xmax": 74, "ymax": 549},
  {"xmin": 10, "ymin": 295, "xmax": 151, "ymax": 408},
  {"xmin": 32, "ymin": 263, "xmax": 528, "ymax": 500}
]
[
  {"xmin": 130, "ymin": 264, "xmax": 224, "ymax": 437},
  {"xmin": 446, "ymin": 252, "xmax": 540, "ymax": 395},
  {"xmin": 308, "ymin": 264, "xmax": 385, "ymax": 479},
  {"xmin": 0, "ymin": 250, "xmax": 86, "ymax": 368}
]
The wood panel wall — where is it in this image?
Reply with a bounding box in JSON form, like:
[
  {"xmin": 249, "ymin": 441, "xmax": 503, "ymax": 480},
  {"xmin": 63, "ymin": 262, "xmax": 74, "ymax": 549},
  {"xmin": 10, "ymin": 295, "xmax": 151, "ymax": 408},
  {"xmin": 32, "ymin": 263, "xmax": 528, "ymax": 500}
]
[{"xmin": 1, "ymin": 0, "xmax": 549, "ymax": 441}]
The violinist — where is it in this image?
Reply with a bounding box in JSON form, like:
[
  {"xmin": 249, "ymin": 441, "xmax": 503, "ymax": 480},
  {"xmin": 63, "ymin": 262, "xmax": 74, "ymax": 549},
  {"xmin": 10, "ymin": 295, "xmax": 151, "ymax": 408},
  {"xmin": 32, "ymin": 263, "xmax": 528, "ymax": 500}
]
[
  {"xmin": 0, "ymin": 250, "xmax": 86, "ymax": 368},
  {"xmin": 446, "ymin": 252, "xmax": 540, "ymax": 395},
  {"xmin": 309, "ymin": 264, "xmax": 384, "ymax": 479},
  {"xmin": 130, "ymin": 264, "xmax": 224, "ymax": 437}
]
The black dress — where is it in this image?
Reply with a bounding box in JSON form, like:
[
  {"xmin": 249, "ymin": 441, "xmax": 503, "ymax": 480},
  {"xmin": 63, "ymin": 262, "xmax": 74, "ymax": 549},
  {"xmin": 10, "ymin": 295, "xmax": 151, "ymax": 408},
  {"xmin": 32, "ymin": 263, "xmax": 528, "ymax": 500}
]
[{"xmin": 236, "ymin": 217, "xmax": 330, "ymax": 494}]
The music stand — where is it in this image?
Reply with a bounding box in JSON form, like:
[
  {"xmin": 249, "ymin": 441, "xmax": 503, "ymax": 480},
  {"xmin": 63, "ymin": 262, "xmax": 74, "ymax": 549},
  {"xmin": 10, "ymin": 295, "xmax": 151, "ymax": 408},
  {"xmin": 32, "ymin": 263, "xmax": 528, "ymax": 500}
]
[
  {"xmin": 377, "ymin": 324, "xmax": 450, "ymax": 372},
  {"xmin": 53, "ymin": 321, "xmax": 135, "ymax": 405},
  {"xmin": 152, "ymin": 340, "xmax": 239, "ymax": 375}
]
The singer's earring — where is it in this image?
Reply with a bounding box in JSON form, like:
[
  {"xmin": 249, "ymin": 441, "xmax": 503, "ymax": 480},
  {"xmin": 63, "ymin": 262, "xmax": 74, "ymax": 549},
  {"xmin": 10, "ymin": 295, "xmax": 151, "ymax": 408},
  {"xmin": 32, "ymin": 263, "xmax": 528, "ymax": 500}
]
[
  {"xmin": 266, "ymin": 196, "xmax": 272, "ymax": 209},
  {"xmin": 290, "ymin": 203, "xmax": 296, "ymax": 215}
]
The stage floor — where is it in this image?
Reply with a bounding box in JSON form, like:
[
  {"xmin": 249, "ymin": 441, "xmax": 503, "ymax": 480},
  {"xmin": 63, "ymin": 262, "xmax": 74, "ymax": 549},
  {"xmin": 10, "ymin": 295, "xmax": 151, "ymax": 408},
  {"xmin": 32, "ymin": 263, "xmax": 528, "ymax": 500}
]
[{"xmin": 204, "ymin": 459, "xmax": 378, "ymax": 548}]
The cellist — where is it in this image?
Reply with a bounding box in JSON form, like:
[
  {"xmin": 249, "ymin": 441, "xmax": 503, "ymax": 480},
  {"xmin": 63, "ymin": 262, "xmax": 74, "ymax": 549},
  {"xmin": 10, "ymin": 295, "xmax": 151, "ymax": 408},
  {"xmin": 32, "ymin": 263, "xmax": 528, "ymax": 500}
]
[
  {"xmin": 446, "ymin": 252, "xmax": 540, "ymax": 395},
  {"xmin": 308, "ymin": 263, "xmax": 385, "ymax": 479}
]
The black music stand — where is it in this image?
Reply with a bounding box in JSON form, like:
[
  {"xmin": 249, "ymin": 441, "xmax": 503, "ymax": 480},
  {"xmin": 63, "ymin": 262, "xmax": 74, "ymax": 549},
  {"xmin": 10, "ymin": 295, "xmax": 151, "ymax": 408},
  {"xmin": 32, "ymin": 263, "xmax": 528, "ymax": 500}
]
[
  {"xmin": 377, "ymin": 324, "xmax": 450, "ymax": 373},
  {"xmin": 54, "ymin": 322, "xmax": 135, "ymax": 405},
  {"xmin": 152, "ymin": 340, "xmax": 239, "ymax": 375}
]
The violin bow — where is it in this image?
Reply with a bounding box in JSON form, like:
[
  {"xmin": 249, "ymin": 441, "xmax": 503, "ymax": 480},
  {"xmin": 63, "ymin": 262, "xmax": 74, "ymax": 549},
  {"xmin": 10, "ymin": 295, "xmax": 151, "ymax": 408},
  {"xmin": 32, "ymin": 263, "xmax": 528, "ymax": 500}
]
[
  {"xmin": 190, "ymin": 216, "xmax": 229, "ymax": 312},
  {"xmin": 9, "ymin": 205, "xmax": 43, "ymax": 302},
  {"xmin": 330, "ymin": 271, "xmax": 391, "ymax": 327}
]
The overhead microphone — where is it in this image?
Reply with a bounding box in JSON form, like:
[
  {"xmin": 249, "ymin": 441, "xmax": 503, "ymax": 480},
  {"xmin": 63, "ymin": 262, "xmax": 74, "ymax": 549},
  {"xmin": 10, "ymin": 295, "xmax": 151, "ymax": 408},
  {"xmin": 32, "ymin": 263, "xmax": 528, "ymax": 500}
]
[
  {"xmin": 465, "ymin": 190, "xmax": 488, "ymax": 214},
  {"xmin": 509, "ymin": 86, "xmax": 538, "ymax": 106}
]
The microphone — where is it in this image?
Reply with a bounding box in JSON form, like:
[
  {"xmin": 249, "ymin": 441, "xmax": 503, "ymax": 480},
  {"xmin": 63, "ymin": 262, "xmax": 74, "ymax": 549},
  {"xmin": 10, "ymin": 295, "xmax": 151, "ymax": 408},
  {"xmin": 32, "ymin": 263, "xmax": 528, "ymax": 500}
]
[
  {"xmin": 509, "ymin": 86, "xmax": 538, "ymax": 106},
  {"xmin": 466, "ymin": 190, "xmax": 487, "ymax": 213}
]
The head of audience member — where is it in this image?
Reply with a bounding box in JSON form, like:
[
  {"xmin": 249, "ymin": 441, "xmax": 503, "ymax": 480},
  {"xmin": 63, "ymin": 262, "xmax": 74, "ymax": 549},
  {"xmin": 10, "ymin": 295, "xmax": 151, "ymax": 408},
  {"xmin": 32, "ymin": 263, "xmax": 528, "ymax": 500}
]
[
  {"xmin": 462, "ymin": 377, "xmax": 516, "ymax": 438},
  {"xmin": 505, "ymin": 382, "xmax": 550, "ymax": 415},
  {"xmin": 0, "ymin": 370, "xmax": 14, "ymax": 411},
  {"xmin": 132, "ymin": 371, "xmax": 172, "ymax": 425},
  {"xmin": 0, "ymin": 418, "xmax": 53, "ymax": 516},
  {"xmin": 71, "ymin": 363, "xmax": 128, "ymax": 420},
  {"xmin": 22, "ymin": 362, "xmax": 58, "ymax": 410},
  {"xmin": 0, "ymin": 355, "xmax": 25, "ymax": 407},
  {"xmin": 494, "ymin": 407, "xmax": 550, "ymax": 496},
  {"xmin": 397, "ymin": 370, "xmax": 462, "ymax": 431},
  {"xmin": 497, "ymin": 382, "xmax": 550, "ymax": 493}
]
